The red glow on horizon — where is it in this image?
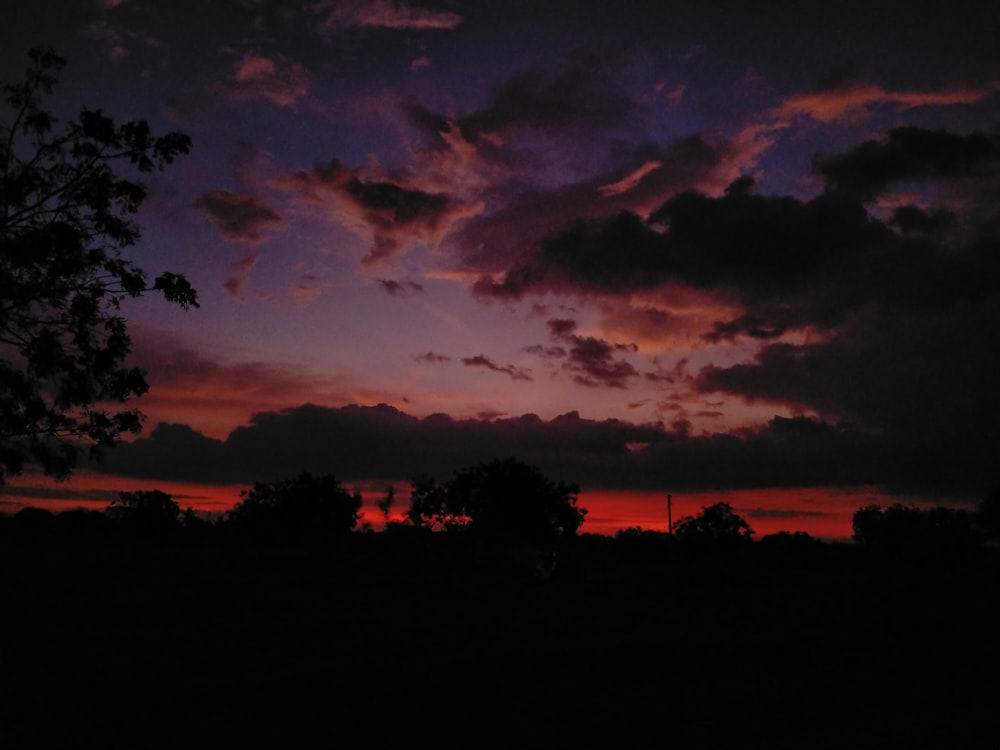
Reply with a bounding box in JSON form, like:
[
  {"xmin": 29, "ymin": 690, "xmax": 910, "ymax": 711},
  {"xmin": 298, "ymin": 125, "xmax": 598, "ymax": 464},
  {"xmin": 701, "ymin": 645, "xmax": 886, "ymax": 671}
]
[{"xmin": 4, "ymin": 471, "xmax": 903, "ymax": 541}]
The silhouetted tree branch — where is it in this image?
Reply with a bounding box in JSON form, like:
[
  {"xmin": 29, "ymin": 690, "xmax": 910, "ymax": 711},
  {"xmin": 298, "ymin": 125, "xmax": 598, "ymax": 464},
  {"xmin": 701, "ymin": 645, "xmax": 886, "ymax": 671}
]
[{"xmin": 0, "ymin": 47, "xmax": 196, "ymax": 481}]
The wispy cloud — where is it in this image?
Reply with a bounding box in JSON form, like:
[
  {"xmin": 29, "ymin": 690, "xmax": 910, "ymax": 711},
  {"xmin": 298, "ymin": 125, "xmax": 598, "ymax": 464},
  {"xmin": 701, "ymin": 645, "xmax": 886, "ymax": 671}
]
[
  {"xmin": 460, "ymin": 355, "xmax": 533, "ymax": 381},
  {"xmin": 775, "ymin": 79, "xmax": 999, "ymax": 125},
  {"xmin": 224, "ymin": 253, "xmax": 259, "ymax": 298},
  {"xmin": 216, "ymin": 54, "xmax": 312, "ymax": 108},
  {"xmin": 315, "ymin": 0, "xmax": 462, "ymax": 31},
  {"xmin": 276, "ymin": 159, "xmax": 478, "ymax": 264},
  {"xmin": 377, "ymin": 278, "xmax": 425, "ymax": 296},
  {"xmin": 415, "ymin": 351, "xmax": 451, "ymax": 364}
]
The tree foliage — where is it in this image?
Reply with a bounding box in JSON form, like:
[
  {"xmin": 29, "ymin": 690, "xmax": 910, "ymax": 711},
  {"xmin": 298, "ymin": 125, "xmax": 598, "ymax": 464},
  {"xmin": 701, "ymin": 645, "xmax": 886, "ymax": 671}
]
[
  {"xmin": 226, "ymin": 473, "xmax": 362, "ymax": 545},
  {"xmin": 407, "ymin": 457, "xmax": 586, "ymax": 542},
  {"xmin": 851, "ymin": 503, "xmax": 974, "ymax": 548},
  {"xmin": 106, "ymin": 489, "xmax": 181, "ymax": 540},
  {"xmin": 0, "ymin": 48, "xmax": 196, "ymax": 481},
  {"xmin": 672, "ymin": 502, "xmax": 754, "ymax": 544}
]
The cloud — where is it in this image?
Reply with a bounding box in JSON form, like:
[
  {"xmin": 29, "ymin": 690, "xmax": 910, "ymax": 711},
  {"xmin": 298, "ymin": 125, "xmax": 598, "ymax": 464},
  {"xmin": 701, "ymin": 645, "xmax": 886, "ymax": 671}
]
[
  {"xmin": 539, "ymin": 318, "xmax": 641, "ymax": 389},
  {"xmin": 414, "ymin": 352, "xmax": 451, "ymax": 364},
  {"xmin": 124, "ymin": 333, "xmax": 365, "ymax": 440},
  {"xmin": 476, "ymin": 167, "xmax": 989, "ymax": 340},
  {"xmin": 456, "ymin": 45, "xmax": 641, "ymax": 143},
  {"xmin": 458, "ymin": 117, "xmax": 1000, "ymax": 494},
  {"xmin": 464, "ymin": 136, "xmax": 733, "ymax": 290},
  {"xmin": 224, "ymin": 254, "xmax": 259, "ymax": 298},
  {"xmin": 84, "ymin": 20, "xmax": 162, "ymax": 60},
  {"xmin": 96, "ymin": 403, "xmax": 670, "ymax": 487},
  {"xmin": 598, "ymin": 160, "xmax": 663, "ymax": 197},
  {"xmin": 745, "ymin": 507, "xmax": 827, "ymax": 520},
  {"xmin": 96, "ymin": 403, "xmax": 982, "ymax": 498},
  {"xmin": 460, "ymin": 355, "xmax": 533, "ymax": 382},
  {"xmin": 377, "ymin": 278, "xmax": 425, "ymax": 296},
  {"xmin": 814, "ymin": 126, "xmax": 1000, "ymax": 198},
  {"xmin": 693, "ymin": 300, "xmax": 1000, "ymax": 494},
  {"xmin": 410, "ymin": 55, "xmax": 431, "ymax": 72},
  {"xmin": 775, "ymin": 78, "xmax": 1000, "ymax": 125},
  {"xmin": 315, "ymin": 0, "xmax": 462, "ymax": 30},
  {"xmin": 195, "ymin": 190, "xmax": 284, "ymax": 243},
  {"xmin": 217, "ymin": 53, "xmax": 311, "ymax": 108},
  {"xmin": 277, "ymin": 159, "xmax": 477, "ymax": 264}
]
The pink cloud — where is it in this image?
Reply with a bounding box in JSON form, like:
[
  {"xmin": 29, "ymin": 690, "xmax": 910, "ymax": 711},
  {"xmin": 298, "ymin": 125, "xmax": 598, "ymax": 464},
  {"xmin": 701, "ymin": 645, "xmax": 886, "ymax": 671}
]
[
  {"xmin": 776, "ymin": 80, "xmax": 1000, "ymax": 125},
  {"xmin": 316, "ymin": 0, "xmax": 462, "ymax": 30},
  {"xmin": 219, "ymin": 54, "xmax": 311, "ymax": 108},
  {"xmin": 223, "ymin": 254, "xmax": 259, "ymax": 299}
]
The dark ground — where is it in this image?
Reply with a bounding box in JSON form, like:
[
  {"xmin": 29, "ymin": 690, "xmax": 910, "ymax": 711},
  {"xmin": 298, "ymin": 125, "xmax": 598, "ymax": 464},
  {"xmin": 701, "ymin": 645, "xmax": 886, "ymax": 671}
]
[{"xmin": 2, "ymin": 535, "xmax": 997, "ymax": 747}]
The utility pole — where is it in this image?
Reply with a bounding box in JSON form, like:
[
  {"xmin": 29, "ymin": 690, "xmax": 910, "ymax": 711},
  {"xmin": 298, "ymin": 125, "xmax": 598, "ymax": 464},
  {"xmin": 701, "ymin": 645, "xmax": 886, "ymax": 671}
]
[{"xmin": 667, "ymin": 493, "xmax": 673, "ymax": 535}]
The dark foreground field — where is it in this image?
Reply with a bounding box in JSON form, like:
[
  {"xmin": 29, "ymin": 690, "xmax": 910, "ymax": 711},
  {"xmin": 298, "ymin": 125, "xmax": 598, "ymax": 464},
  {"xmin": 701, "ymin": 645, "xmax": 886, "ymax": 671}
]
[{"xmin": 3, "ymin": 535, "xmax": 997, "ymax": 747}]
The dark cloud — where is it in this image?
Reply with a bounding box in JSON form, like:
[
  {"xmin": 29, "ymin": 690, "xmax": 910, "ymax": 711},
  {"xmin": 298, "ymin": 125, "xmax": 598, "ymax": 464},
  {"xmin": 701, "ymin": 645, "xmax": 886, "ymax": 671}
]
[
  {"xmin": 102, "ymin": 403, "xmax": 665, "ymax": 487},
  {"xmin": 478, "ymin": 152, "xmax": 999, "ymax": 341},
  {"xmin": 746, "ymin": 508, "xmax": 828, "ymax": 520},
  {"xmin": 815, "ymin": 126, "xmax": 1000, "ymax": 198},
  {"xmin": 694, "ymin": 301, "xmax": 1000, "ymax": 494},
  {"xmin": 547, "ymin": 318, "xmax": 578, "ymax": 337},
  {"xmin": 522, "ymin": 344, "xmax": 566, "ymax": 359},
  {"xmin": 473, "ymin": 185, "xmax": 891, "ymax": 319},
  {"xmin": 278, "ymin": 160, "xmax": 470, "ymax": 264},
  {"xmin": 402, "ymin": 101, "xmax": 451, "ymax": 142},
  {"xmin": 414, "ymin": 351, "xmax": 451, "ymax": 363},
  {"xmin": 465, "ymin": 122, "xmax": 1000, "ymax": 498},
  {"xmin": 195, "ymin": 190, "xmax": 284, "ymax": 243},
  {"xmin": 97, "ymin": 404, "xmax": 980, "ymax": 497},
  {"xmin": 346, "ymin": 178, "xmax": 449, "ymax": 222},
  {"xmin": 563, "ymin": 337, "xmax": 639, "ymax": 389},
  {"xmin": 542, "ymin": 317, "xmax": 640, "ymax": 389},
  {"xmin": 456, "ymin": 45, "xmax": 641, "ymax": 144},
  {"xmin": 377, "ymin": 278, "xmax": 425, "ymax": 296},
  {"xmin": 461, "ymin": 137, "xmax": 725, "ymax": 280},
  {"xmin": 460, "ymin": 355, "xmax": 533, "ymax": 381},
  {"xmin": 106, "ymin": 423, "xmax": 227, "ymax": 481}
]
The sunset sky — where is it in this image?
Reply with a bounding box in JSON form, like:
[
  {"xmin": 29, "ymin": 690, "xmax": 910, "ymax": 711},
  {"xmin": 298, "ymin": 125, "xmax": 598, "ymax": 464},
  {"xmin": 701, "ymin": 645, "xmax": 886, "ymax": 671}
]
[{"xmin": 2, "ymin": 0, "xmax": 999, "ymax": 537}]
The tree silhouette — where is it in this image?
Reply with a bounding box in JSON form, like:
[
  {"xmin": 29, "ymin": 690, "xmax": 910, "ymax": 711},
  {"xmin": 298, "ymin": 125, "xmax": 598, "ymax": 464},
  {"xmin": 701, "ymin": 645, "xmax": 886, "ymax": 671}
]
[
  {"xmin": 106, "ymin": 489, "xmax": 181, "ymax": 541},
  {"xmin": 225, "ymin": 473, "xmax": 361, "ymax": 545},
  {"xmin": 852, "ymin": 503, "xmax": 974, "ymax": 548},
  {"xmin": 407, "ymin": 457, "xmax": 585, "ymax": 542},
  {"xmin": 375, "ymin": 485, "xmax": 396, "ymax": 521},
  {"xmin": 0, "ymin": 48, "xmax": 196, "ymax": 482},
  {"xmin": 672, "ymin": 502, "xmax": 754, "ymax": 543},
  {"xmin": 976, "ymin": 490, "xmax": 1000, "ymax": 542}
]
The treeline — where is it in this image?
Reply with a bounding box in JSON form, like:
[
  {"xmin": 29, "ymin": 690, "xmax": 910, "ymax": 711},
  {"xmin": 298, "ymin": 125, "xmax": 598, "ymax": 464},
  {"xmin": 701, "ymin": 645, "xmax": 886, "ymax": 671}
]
[{"xmin": 2, "ymin": 457, "xmax": 998, "ymax": 554}]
